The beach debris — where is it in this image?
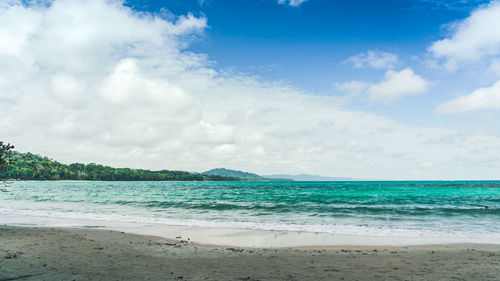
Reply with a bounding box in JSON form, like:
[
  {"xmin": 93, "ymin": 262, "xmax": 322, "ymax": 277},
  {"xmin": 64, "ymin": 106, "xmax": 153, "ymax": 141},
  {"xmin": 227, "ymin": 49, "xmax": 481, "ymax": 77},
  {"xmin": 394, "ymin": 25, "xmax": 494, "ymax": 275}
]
[
  {"xmin": 324, "ymin": 268, "xmax": 340, "ymax": 272},
  {"xmin": 0, "ymin": 275, "xmax": 38, "ymax": 280},
  {"xmin": 226, "ymin": 247, "xmax": 244, "ymax": 252},
  {"xmin": 4, "ymin": 252, "xmax": 17, "ymax": 259}
]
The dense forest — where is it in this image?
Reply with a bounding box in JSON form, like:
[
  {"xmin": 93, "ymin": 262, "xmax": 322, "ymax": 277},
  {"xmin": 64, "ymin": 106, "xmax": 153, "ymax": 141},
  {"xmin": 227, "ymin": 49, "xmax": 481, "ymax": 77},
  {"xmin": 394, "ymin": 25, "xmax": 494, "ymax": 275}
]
[
  {"xmin": 0, "ymin": 152, "xmax": 240, "ymax": 181},
  {"xmin": 202, "ymin": 168, "xmax": 266, "ymax": 181}
]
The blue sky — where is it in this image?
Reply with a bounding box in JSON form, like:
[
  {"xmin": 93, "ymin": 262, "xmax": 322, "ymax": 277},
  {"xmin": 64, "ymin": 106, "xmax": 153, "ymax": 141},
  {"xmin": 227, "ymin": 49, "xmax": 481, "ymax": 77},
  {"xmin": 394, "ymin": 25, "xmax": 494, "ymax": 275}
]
[
  {"xmin": 2, "ymin": 0, "xmax": 500, "ymax": 179},
  {"xmin": 127, "ymin": 0, "xmax": 465, "ymax": 91},
  {"xmin": 124, "ymin": 0, "xmax": 495, "ymax": 126}
]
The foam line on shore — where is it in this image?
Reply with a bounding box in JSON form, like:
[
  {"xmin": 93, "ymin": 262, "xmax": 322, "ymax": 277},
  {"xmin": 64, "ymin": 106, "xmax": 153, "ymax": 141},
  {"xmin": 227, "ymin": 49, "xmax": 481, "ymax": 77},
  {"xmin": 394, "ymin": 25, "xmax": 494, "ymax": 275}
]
[
  {"xmin": 1, "ymin": 207, "xmax": 499, "ymax": 239},
  {"xmin": 2, "ymin": 213, "xmax": 500, "ymax": 248}
]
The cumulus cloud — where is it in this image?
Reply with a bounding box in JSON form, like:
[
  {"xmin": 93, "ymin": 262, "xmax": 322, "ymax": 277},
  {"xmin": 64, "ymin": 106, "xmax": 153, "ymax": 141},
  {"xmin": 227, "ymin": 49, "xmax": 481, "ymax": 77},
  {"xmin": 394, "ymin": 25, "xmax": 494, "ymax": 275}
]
[
  {"xmin": 436, "ymin": 80, "xmax": 500, "ymax": 113},
  {"xmin": 429, "ymin": 2, "xmax": 500, "ymax": 70},
  {"xmin": 367, "ymin": 68, "xmax": 429, "ymax": 102},
  {"xmin": 345, "ymin": 51, "xmax": 399, "ymax": 69},
  {"xmin": 335, "ymin": 68, "xmax": 429, "ymax": 103},
  {"xmin": 1, "ymin": 0, "xmax": 500, "ymax": 179},
  {"xmin": 278, "ymin": 0, "xmax": 308, "ymax": 7}
]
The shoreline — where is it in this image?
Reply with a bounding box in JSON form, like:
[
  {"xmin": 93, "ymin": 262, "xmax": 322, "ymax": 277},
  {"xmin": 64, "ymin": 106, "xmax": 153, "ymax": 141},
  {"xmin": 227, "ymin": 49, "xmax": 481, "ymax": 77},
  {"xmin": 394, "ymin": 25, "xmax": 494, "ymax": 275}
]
[
  {"xmin": 1, "ymin": 225, "xmax": 499, "ymax": 280},
  {"xmin": 6, "ymin": 224, "xmax": 500, "ymax": 251},
  {"xmin": 2, "ymin": 213, "xmax": 500, "ymax": 248},
  {"xmin": 5, "ymin": 179, "xmax": 500, "ymax": 181}
]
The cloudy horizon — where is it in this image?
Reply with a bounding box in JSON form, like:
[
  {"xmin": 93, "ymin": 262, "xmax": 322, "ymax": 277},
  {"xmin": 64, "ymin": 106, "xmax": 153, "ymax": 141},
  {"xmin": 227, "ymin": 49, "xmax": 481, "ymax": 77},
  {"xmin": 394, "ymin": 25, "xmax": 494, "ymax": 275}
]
[{"xmin": 2, "ymin": 0, "xmax": 500, "ymax": 180}]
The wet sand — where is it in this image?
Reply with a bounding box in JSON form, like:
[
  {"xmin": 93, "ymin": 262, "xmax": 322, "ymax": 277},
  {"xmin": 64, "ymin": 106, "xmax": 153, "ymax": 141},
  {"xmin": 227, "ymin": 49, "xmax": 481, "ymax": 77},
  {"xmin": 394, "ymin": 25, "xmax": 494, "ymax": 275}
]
[{"xmin": 1, "ymin": 225, "xmax": 500, "ymax": 280}]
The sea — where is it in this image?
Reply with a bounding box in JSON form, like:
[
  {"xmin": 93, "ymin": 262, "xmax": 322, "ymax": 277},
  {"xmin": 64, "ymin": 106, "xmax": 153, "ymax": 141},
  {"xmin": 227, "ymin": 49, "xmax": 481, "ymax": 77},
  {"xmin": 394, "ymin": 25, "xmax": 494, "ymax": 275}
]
[{"xmin": 1, "ymin": 181, "xmax": 499, "ymax": 240}]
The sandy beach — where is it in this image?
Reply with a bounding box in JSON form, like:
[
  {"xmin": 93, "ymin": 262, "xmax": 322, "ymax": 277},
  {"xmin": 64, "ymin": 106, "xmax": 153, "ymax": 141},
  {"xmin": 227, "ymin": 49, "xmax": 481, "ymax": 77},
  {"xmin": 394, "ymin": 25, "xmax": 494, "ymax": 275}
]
[{"xmin": 1, "ymin": 225, "xmax": 499, "ymax": 281}]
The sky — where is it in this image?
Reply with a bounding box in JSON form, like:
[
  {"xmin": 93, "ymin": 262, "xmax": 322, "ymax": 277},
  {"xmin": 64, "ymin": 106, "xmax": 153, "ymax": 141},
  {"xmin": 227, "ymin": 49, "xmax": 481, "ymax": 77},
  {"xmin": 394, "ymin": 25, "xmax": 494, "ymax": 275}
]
[{"xmin": 2, "ymin": 0, "xmax": 500, "ymax": 179}]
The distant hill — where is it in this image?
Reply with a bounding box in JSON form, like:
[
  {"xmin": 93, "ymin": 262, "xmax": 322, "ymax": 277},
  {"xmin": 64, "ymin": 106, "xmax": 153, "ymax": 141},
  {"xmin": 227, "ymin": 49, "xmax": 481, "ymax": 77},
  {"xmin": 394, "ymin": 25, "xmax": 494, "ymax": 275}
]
[
  {"xmin": 0, "ymin": 152, "xmax": 240, "ymax": 181},
  {"xmin": 203, "ymin": 168, "xmax": 292, "ymax": 181},
  {"xmin": 263, "ymin": 174, "xmax": 355, "ymax": 181}
]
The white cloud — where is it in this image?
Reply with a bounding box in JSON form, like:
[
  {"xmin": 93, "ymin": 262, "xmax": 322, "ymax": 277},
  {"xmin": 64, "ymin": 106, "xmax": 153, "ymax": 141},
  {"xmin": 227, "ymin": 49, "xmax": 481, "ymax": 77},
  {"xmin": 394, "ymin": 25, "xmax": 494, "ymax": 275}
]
[
  {"xmin": 334, "ymin": 80, "xmax": 370, "ymax": 95},
  {"xmin": 436, "ymin": 80, "xmax": 500, "ymax": 113},
  {"xmin": 278, "ymin": 0, "xmax": 308, "ymax": 7},
  {"xmin": 345, "ymin": 51, "xmax": 399, "ymax": 69},
  {"xmin": 1, "ymin": 0, "xmax": 500, "ymax": 179},
  {"xmin": 368, "ymin": 68, "xmax": 429, "ymax": 102},
  {"xmin": 429, "ymin": 2, "xmax": 500, "ymax": 70}
]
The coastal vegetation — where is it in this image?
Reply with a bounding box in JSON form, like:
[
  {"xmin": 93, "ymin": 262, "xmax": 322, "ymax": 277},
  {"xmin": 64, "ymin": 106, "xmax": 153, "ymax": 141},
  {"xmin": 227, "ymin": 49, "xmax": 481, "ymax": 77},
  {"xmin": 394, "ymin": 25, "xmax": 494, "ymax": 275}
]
[
  {"xmin": 0, "ymin": 152, "xmax": 240, "ymax": 181},
  {"xmin": 0, "ymin": 141, "xmax": 15, "ymax": 190},
  {"xmin": 0, "ymin": 141, "xmax": 15, "ymax": 171},
  {"xmin": 203, "ymin": 168, "xmax": 267, "ymax": 181},
  {"xmin": 0, "ymin": 142, "xmax": 289, "ymax": 182}
]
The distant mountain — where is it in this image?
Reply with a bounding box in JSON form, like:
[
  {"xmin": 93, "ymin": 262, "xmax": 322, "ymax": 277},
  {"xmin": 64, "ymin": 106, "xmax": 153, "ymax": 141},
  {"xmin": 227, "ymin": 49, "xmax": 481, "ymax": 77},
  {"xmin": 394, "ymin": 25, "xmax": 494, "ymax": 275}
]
[
  {"xmin": 263, "ymin": 174, "xmax": 355, "ymax": 181},
  {"xmin": 202, "ymin": 168, "xmax": 292, "ymax": 181}
]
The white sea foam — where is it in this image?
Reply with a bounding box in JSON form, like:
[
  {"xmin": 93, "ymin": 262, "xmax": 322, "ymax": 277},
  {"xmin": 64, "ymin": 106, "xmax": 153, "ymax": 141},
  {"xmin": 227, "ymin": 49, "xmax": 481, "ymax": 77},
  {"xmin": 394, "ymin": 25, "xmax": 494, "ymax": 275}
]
[{"xmin": 1, "ymin": 207, "xmax": 499, "ymax": 240}]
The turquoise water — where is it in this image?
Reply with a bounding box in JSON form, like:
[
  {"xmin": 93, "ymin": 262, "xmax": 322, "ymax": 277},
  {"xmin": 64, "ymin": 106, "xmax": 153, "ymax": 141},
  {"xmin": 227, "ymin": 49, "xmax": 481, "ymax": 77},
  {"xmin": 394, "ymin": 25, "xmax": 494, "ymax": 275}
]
[{"xmin": 1, "ymin": 181, "xmax": 499, "ymax": 238}]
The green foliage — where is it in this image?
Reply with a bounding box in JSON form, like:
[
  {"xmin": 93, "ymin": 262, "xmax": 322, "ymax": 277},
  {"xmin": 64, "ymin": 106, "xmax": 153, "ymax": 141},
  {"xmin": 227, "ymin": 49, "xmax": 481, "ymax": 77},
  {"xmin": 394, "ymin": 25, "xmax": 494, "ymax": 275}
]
[
  {"xmin": 0, "ymin": 141, "xmax": 15, "ymax": 171},
  {"xmin": 0, "ymin": 152, "xmax": 240, "ymax": 181}
]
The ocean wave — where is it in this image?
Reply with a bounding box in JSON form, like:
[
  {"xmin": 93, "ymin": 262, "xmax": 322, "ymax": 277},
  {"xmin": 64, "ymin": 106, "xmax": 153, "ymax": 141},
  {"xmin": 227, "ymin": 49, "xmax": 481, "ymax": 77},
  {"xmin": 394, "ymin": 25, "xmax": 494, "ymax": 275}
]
[{"xmin": 1, "ymin": 207, "xmax": 499, "ymax": 239}]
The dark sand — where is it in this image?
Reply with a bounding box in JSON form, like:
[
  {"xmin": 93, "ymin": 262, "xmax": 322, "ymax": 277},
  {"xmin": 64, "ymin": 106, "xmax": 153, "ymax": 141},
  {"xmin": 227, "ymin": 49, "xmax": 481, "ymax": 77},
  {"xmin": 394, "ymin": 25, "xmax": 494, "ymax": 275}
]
[{"xmin": 1, "ymin": 225, "xmax": 499, "ymax": 280}]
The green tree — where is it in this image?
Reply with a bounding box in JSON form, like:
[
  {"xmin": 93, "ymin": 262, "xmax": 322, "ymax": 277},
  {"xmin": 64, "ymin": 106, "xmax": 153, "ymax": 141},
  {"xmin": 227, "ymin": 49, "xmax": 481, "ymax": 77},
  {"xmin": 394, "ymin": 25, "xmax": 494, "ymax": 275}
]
[
  {"xmin": 0, "ymin": 150, "xmax": 242, "ymax": 182},
  {"xmin": 0, "ymin": 141, "xmax": 15, "ymax": 172},
  {"xmin": 0, "ymin": 141, "xmax": 15, "ymax": 191}
]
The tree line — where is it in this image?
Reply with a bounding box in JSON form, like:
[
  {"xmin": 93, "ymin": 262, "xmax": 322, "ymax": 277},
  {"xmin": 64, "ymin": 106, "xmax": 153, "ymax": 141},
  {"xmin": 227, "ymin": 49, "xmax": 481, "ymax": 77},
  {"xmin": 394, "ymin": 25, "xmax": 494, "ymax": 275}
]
[{"xmin": 0, "ymin": 151, "xmax": 240, "ymax": 181}]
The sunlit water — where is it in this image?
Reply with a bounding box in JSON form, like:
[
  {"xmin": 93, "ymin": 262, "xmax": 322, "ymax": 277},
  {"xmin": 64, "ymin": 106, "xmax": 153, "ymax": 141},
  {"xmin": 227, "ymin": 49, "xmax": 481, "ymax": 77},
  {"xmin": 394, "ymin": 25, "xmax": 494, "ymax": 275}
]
[{"xmin": 1, "ymin": 181, "xmax": 499, "ymax": 239}]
